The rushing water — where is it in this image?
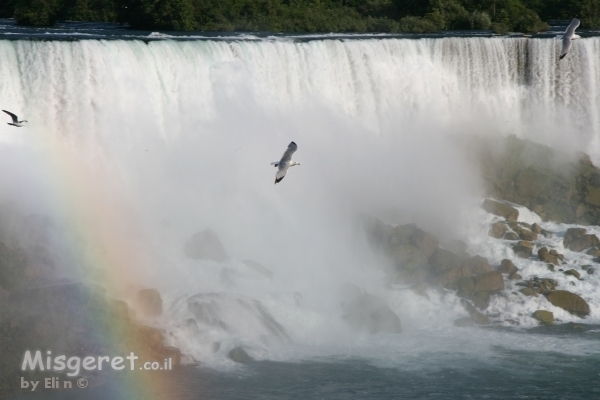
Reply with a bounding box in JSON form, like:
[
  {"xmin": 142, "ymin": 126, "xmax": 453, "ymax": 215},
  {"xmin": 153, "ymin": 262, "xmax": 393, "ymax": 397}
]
[{"xmin": 3, "ymin": 20, "xmax": 600, "ymax": 399}]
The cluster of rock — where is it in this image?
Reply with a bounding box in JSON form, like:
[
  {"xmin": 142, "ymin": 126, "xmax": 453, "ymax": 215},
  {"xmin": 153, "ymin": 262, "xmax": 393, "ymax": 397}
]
[
  {"xmin": 457, "ymin": 133, "xmax": 600, "ymax": 226},
  {"xmin": 0, "ymin": 212, "xmax": 181, "ymax": 398},
  {"xmin": 483, "ymin": 199, "xmax": 593, "ymax": 323},
  {"xmin": 362, "ymin": 215, "xmax": 504, "ymax": 326}
]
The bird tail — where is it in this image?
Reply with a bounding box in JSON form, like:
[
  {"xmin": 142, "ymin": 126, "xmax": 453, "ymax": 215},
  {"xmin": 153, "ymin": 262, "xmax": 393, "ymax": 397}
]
[
  {"xmin": 275, "ymin": 176, "xmax": 284, "ymax": 184},
  {"xmin": 559, "ymin": 54, "xmax": 566, "ymax": 60}
]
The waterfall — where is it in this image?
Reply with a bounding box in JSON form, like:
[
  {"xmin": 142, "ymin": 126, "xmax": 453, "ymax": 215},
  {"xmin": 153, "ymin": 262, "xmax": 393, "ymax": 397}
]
[{"xmin": 1, "ymin": 36, "xmax": 599, "ymax": 365}]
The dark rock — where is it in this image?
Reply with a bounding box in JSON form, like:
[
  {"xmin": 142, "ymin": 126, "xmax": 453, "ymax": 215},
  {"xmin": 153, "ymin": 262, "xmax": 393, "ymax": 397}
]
[
  {"xmin": 509, "ymin": 272, "xmax": 522, "ymax": 280},
  {"xmin": 563, "ymin": 228, "xmax": 600, "ymax": 252},
  {"xmin": 532, "ymin": 310, "xmax": 554, "ymax": 324},
  {"xmin": 520, "ymin": 288, "xmax": 537, "ymax": 297},
  {"xmin": 489, "ymin": 221, "xmax": 508, "ymax": 239},
  {"xmin": 470, "ymin": 291, "xmax": 491, "ymax": 309},
  {"xmin": 472, "ymin": 271, "xmax": 504, "ymax": 292},
  {"xmin": 586, "ymin": 268, "xmax": 595, "ymax": 275},
  {"xmin": 429, "ymin": 248, "xmax": 463, "ymax": 274},
  {"xmin": 538, "ymin": 247, "xmax": 559, "ymax": 265},
  {"xmin": 135, "ymin": 288, "xmax": 163, "ymax": 318},
  {"xmin": 434, "ymin": 256, "xmax": 493, "ymax": 287},
  {"xmin": 564, "ymin": 269, "xmax": 581, "ymax": 279},
  {"xmin": 531, "ymin": 223, "xmax": 542, "ymax": 234},
  {"xmin": 229, "ymin": 346, "xmax": 253, "ymax": 363},
  {"xmin": 503, "ymin": 232, "xmax": 519, "ymax": 240},
  {"xmin": 515, "ymin": 226, "xmax": 538, "ymax": 241},
  {"xmin": 549, "ymin": 249, "xmax": 564, "ymax": 260},
  {"xmin": 498, "ymin": 259, "xmax": 517, "ymax": 274},
  {"xmin": 342, "ymin": 293, "xmax": 402, "ymax": 334},
  {"xmin": 546, "ymin": 290, "xmax": 590, "ymax": 316},
  {"xmin": 460, "ymin": 299, "xmax": 491, "ymax": 325},
  {"xmin": 586, "ymin": 247, "xmax": 600, "ymax": 257},
  {"xmin": 482, "ymin": 199, "xmax": 519, "ymax": 222},
  {"xmin": 547, "ymin": 264, "xmax": 555, "ymax": 272},
  {"xmin": 512, "ymin": 244, "xmax": 532, "ymax": 258},
  {"xmin": 184, "ymin": 229, "xmax": 229, "ymax": 262}
]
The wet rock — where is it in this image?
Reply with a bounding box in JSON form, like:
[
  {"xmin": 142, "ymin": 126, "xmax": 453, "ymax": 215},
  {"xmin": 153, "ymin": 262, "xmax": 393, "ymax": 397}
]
[
  {"xmin": 563, "ymin": 228, "xmax": 600, "ymax": 252},
  {"xmin": 503, "ymin": 232, "xmax": 519, "ymax": 240},
  {"xmin": 538, "ymin": 247, "xmax": 559, "ymax": 265},
  {"xmin": 549, "ymin": 249, "xmax": 564, "ymax": 261},
  {"xmin": 428, "ymin": 248, "xmax": 463, "ymax": 274},
  {"xmin": 532, "ymin": 310, "xmax": 554, "ymax": 324},
  {"xmin": 460, "ymin": 299, "xmax": 490, "ymax": 325},
  {"xmin": 470, "ymin": 291, "xmax": 491, "ymax": 309},
  {"xmin": 547, "ymin": 264, "xmax": 555, "ymax": 272},
  {"xmin": 342, "ymin": 293, "xmax": 402, "ymax": 334},
  {"xmin": 498, "ymin": 259, "xmax": 517, "ymax": 274},
  {"xmin": 242, "ymin": 260, "xmax": 274, "ymax": 279},
  {"xmin": 515, "ymin": 226, "xmax": 538, "ymax": 241},
  {"xmin": 509, "ymin": 272, "xmax": 522, "ymax": 280},
  {"xmin": 472, "ymin": 271, "xmax": 504, "ymax": 292},
  {"xmin": 531, "ymin": 223, "xmax": 542, "ymax": 234},
  {"xmin": 229, "ymin": 346, "xmax": 253, "ymax": 363},
  {"xmin": 440, "ymin": 240, "xmax": 469, "ymax": 258},
  {"xmin": 546, "ymin": 290, "xmax": 590, "ymax": 316},
  {"xmin": 434, "ymin": 256, "xmax": 493, "ymax": 287},
  {"xmin": 135, "ymin": 288, "xmax": 163, "ymax": 318},
  {"xmin": 489, "ymin": 221, "xmax": 508, "ymax": 239},
  {"xmin": 586, "ymin": 247, "xmax": 600, "ymax": 257},
  {"xmin": 482, "ymin": 199, "xmax": 519, "ymax": 222},
  {"xmin": 184, "ymin": 229, "xmax": 229, "ymax": 262},
  {"xmin": 564, "ymin": 269, "xmax": 581, "ymax": 279},
  {"xmin": 520, "ymin": 288, "xmax": 537, "ymax": 297},
  {"xmin": 512, "ymin": 243, "xmax": 532, "ymax": 258}
]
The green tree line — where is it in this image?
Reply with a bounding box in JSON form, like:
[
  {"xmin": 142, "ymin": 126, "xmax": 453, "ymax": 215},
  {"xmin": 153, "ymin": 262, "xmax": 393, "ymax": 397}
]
[{"xmin": 1, "ymin": 0, "xmax": 599, "ymax": 33}]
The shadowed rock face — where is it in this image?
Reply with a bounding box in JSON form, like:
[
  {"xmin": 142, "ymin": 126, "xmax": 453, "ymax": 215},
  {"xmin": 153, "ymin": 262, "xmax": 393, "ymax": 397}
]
[
  {"xmin": 457, "ymin": 134, "xmax": 600, "ymax": 226},
  {"xmin": 546, "ymin": 290, "xmax": 590, "ymax": 317},
  {"xmin": 341, "ymin": 293, "xmax": 402, "ymax": 334}
]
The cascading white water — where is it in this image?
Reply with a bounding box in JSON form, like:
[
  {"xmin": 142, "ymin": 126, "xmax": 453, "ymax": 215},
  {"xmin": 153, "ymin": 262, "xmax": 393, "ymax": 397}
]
[{"xmin": 1, "ymin": 37, "xmax": 599, "ymax": 366}]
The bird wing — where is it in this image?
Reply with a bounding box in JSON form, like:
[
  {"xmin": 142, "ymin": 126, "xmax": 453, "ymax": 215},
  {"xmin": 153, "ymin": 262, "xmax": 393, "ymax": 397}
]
[
  {"xmin": 274, "ymin": 162, "xmax": 290, "ymax": 183},
  {"xmin": 560, "ymin": 36, "xmax": 572, "ymax": 57},
  {"xmin": 2, "ymin": 110, "xmax": 18, "ymax": 124},
  {"xmin": 565, "ymin": 18, "xmax": 580, "ymax": 37},
  {"xmin": 279, "ymin": 141, "xmax": 297, "ymax": 163}
]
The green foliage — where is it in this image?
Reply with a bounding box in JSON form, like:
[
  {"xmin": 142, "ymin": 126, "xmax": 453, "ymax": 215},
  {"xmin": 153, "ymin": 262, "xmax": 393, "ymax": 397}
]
[
  {"xmin": 6, "ymin": 0, "xmax": 599, "ymax": 33},
  {"xmin": 14, "ymin": 0, "xmax": 63, "ymax": 25},
  {"xmin": 123, "ymin": 0, "xmax": 195, "ymax": 30}
]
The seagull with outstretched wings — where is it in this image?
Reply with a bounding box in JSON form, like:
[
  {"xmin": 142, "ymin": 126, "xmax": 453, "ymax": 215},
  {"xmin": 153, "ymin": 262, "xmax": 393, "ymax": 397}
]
[
  {"xmin": 271, "ymin": 141, "xmax": 300, "ymax": 184},
  {"xmin": 559, "ymin": 18, "xmax": 580, "ymax": 60},
  {"xmin": 2, "ymin": 110, "xmax": 27, "ymax": 127}
]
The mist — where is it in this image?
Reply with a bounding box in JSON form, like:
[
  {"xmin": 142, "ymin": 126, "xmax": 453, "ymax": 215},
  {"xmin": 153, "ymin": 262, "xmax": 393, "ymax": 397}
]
[{"xmin": 1, "ymin": 37, "xmax": 600, "ymax": 363}]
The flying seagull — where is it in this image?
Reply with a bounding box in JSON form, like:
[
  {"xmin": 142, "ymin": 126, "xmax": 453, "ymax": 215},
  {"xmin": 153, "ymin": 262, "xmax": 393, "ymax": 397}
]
[
  {"xmin": 559, "ymin": 18, "xmax": 580, "ymax": 60},
  {"xmin": 271, "ymin": 141, "xmax": 300, "ymax": 184},
  {"xmin": 2, "ymin": 110, "xmax": 27, "ymax": 127}
]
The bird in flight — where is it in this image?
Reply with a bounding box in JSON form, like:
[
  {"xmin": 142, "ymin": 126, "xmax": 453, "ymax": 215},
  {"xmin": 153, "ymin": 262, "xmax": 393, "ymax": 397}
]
[
  {"xmin": 559, "ymin": 18, "xmax": 580, "ymax": 60},
  {"xmin": 2, "ymin": 110, "xmax": 27, "ymax": 127},
  {"xmin": 271, "ymin": 141, "xmax": 300, "ymax": 184}
]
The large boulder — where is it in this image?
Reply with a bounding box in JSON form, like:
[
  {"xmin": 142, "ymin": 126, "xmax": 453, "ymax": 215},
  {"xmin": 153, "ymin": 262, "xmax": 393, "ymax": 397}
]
[
  {"xmin": 184, "ymin": 229, "xmax": 229, "ymax": 262},
  {"xmin": 460, "ymin": 299, "xmax": 490, "ymax": 325},
  {"xmin": 472, "ymin": 271, "xmax": 504, "ymax": 292},
  {"xmin": 435, "ymin": 256, "xmax": 493, "ymax": 287},
  {"xmin": 498, "ymin": 259, "xmax": 517, "ymax": 274},
  {"xmin": 428, "ymin": 248, "xmax": 463, "ymax": 274},
  {"xmin": 482, "ymin": 199, "xmax": 519, "ymax": 222},
  {"xmin": 546, "ymin": 290, "xmax": 590, "ymax": 317},
  {"xmin": 456, "ymin": 134, "xmax": 600, "ymax": 226},
  {"xmin": 489, "ymin": 221, "xmax": 508, "ymax": 239},
  {"xmin": 532, "ymin": 310, "xmax": 554, "ymax": 324},
  {"xmin": 342, "ymin": 293, "xmax": 402, "ymax": 334},
  {"xmin": 386, "ymin": 224, "xmax": 438, "ymax": 271},
  {"xmin": 563, "ymin": 228, "xmax": 600, "ymax": 252}
]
